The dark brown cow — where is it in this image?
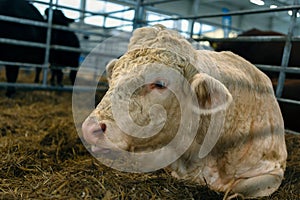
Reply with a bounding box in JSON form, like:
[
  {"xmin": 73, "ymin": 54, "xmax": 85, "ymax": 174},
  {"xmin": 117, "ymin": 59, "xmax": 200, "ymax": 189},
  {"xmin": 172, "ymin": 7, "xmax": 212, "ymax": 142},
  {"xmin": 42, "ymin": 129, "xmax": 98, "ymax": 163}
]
[
  {"xmin": 213, "ymin": 28, "xmax": 300, "ymax": 80},
  {"xmin": 273, "ymin": 80, "xmax": 300, "ymax": 132},
  {"xmin": 213, "ymin": 28, "xmax": 300, "ymax": 132}
]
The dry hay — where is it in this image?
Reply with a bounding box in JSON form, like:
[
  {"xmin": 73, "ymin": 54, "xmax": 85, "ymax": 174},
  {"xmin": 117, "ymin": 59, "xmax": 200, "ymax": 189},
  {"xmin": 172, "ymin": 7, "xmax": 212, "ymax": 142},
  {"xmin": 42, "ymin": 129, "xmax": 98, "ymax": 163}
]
[{"xmin": 0, "ymin": 70, "xmax": 299, "ymax": 199}]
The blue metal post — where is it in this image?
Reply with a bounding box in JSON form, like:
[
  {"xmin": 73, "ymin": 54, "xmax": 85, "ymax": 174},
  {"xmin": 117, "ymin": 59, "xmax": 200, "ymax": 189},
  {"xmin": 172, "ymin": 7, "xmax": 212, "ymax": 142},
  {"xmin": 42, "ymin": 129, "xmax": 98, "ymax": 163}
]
[
  {"xmin": 275, "ymin": 0, "xmax": 299, "ymax": 97},
  {"xmin": 42, "ymin": 0, "xmax": 54, "ymax": 86}
]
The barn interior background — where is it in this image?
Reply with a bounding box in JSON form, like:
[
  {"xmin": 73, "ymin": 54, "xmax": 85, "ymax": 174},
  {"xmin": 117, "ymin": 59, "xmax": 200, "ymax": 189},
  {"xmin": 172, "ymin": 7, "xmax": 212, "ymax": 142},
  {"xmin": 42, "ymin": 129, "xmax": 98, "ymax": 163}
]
[{"xmin": 0, "ymin": 0, "xmax": 299, "ymax": 199}]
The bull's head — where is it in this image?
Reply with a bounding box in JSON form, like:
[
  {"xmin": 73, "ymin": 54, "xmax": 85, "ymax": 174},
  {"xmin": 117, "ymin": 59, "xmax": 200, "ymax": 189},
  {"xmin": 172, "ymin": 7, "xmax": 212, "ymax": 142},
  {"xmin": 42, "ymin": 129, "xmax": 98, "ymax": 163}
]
[{"xmin": 81, "ymin": 26, "xmax": 232, "ymax": 172}]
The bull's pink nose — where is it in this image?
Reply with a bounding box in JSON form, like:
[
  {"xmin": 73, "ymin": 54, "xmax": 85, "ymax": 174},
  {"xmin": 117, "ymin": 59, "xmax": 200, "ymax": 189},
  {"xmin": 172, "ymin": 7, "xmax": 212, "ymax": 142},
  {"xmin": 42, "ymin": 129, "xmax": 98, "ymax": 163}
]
[{"xmin": 82, "ymin": 117, "xmax": 106, "ymax": 145}]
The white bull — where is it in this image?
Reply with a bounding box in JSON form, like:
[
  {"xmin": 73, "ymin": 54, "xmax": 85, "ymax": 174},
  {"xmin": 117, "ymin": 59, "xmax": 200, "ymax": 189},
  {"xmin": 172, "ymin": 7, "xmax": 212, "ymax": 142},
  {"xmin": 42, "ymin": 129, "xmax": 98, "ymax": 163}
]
[{"xmin": 82, "ymin": 25, "xmax": 287, "ymax": 199}]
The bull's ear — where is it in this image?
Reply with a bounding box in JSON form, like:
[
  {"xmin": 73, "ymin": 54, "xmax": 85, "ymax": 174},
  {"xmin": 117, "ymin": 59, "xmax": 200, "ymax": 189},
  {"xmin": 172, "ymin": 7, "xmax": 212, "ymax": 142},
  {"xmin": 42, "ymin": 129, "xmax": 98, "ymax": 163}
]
[
  {"xmin": 106, "ymin": 59, "xmax": 118, "ymax": 84},
  {"xmin": 190, "ymin": 73, "xmax": 232, "ymax": 159},
  {"xmin": 190, "ymin": 73, "xmax": 232, "ymax": 114}
]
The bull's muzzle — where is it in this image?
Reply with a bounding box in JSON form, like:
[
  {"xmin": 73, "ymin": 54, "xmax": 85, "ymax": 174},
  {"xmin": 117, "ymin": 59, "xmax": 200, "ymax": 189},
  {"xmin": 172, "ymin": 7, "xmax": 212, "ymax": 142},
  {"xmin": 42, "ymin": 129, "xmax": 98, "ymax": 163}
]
[{"xmin": 82, "ymin": 117, "xmax": 106, "ymax": 146}]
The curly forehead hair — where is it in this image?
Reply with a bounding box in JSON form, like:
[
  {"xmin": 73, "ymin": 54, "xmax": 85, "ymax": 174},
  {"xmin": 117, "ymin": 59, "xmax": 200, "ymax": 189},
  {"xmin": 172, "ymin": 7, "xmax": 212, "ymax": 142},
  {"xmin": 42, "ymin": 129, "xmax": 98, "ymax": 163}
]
[
  {"xmin": 113, "ymin": 48, "xmax": 198, "ymax": 81},
  {"xmin": 109, "ymin": 25, "xmax": 201, "ymax": 81},
  {"xmin": 120, "ymin": 48, "xmax": 188, "ymax": 68},
  {"xmin": 128, "ymin": 25, "xmax": 196, "ymax": 60}
]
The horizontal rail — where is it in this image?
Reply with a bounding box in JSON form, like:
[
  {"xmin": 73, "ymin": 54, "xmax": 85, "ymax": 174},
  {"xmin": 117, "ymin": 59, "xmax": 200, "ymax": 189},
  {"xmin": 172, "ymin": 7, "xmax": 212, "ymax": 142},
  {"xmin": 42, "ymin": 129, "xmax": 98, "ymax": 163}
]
[
  {"xmin": 0, "ymin": 61, "xmax": 45, "ymax": 68},
  {"xmin": 277, "ymin": 97, "xmax": 300, "ymax": 106},
  {"xmin": 0, "ymin": 38, "xmax": 46, "ymax": 48},
  {"xmin": 0, "ymin": 14, "xmax": 131, "ymax": 40},
  {"xmin": 0, "ymin": 38, "xmax": 85, "ymax": 54},
  {"xmin": 29, "ymin": 0, "xmax": 133, "ymax": 22},
  {"xmin": 256, "ymin": 65, "xmax": 300, "ymax": 73},
  {"xmin": 0, "ymin": 37, "xmax": 123, "ymax": 57},
  {"xmin": 0, "ymin": 60, "xmax": 114, "ymax": 72},
  {"xmin": 96, "ymin": 0, "xmax": 183, "ymax": 17},
  {"xmin": 285, "ymin": 129, "xmax": 300, "ymax": 135},
  {"xmin": 142, "ymin": 0, "xmax": 182, "ymax": 6},
  {"xmin": 50, "ymin": 44, "xmax": 82, "ymax": 53},
  {"xmin": 0, "ymin": 15, "xmax": 47, "ymax": 27},
  {"xmin": 105, "ymin": 7, "xmax": 134, "ymax": 15},
  {"xmin": 0, "ymin": 15, "xmax": 110, "ymax": 38},
  {"xmin": 0, "ymin": 82, "xmax": 108, "ymax": 92},
  {"xmin": 148, "ymin": 5, "xmax": 300, "ymax": 22},
  {"xmin": 196, "ymin": 36, "xmax": 300, "ymax": 42}
]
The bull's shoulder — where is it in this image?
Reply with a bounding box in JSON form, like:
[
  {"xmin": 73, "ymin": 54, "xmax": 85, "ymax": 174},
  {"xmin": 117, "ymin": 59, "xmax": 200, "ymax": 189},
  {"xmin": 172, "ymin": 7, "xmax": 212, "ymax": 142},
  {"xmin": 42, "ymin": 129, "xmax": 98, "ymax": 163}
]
[{"xmin": 197, "ymin": 50, "xmax": 273, "ymax": 92}]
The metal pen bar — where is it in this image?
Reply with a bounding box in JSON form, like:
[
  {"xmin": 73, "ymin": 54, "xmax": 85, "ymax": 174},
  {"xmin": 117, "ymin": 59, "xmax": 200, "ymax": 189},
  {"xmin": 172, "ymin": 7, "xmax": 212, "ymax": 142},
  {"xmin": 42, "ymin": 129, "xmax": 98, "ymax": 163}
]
[
  {"xmin": 94, "ymin": 0, "xmax": 136, "ymax": 6},
  {"xmin": 0, "ymin": 61, "xmax": 45, "ymax": 68},
  {"xmin": 0, "ymin": 14, "xmax": 111, "ymax": 38},
  {"xmin": 0, "ymin": 15, "xmax": 47, "ymax": 27},
  {"xmin": 276, "ymin": 0, "xmax": 299, "ymax": 97},
  {"xmin": 50, "ymin": 44, "xmax": 82, "ymax": 53},
  {"xmin": 0, "ymin": 38, "xmax": 46, "ymax": 48},
  {"xmin": 0, "ymin": 60, "xmax": 109, "ymax": 73},
  {"xmin": 99, "ymin": 0, "xmax": 183, "ymax": 16},
  {"xmin": 65, "ymin": 25, "xmax": 129, "ymax": 40},
  {"xmin": 29, "ymin": 0, "xmax": 132, "ymax": 22},
  {"xmin": 256, "ymin": 64, "xmax": 300, "ymax": 74},
  {"xmin": 0, "ymin": 8, "xmax": 132, "ymax": 38},
  {"xmin": 0, "ymin": 46, "xmax": 120, "ymax": 69},
  {"xmin": 277, "ymin": 97, "xmax": 300, "ymax": 106},
  {"xmin": 47, "ymin": 65, "xmax": 93, "ymax": 71},
  {"xmin": 285, "ymin": 129, "xmax": 300, "ymax": 135},
  {"xmin": 142, "ymin": 0, "xmax": 182, "ymax": 6},
  {"xmin": 133, "ymin": 0, "xmax": 145, "ymax": 29},
  {"xmin": 190, "ymin": 19, "xmax": 243, "ymax": 33},
  {"xmin": 148, "ymin": 5, "xmax": 300, "ymax": 22},
  {"xmin": 0, "ymin": 82, "xmax": 108, "ymax": 92},
  {"xmin": 42, "ymin": 0, "xmax": 53, "ymax": 86},
  {"xmin": 0, "ymin": 38, "xmax": 111, "ymax": 56},
  {"xmin": 102, "ymin": 23, "xmax": 134, "ymax": 29},
  {"xmin": 105, "ymin": 8, "xmax": 133, "ymax": 15},
  {"xmin": 196, "ymin": 36, "xmax": 300, "ymax": 42}
]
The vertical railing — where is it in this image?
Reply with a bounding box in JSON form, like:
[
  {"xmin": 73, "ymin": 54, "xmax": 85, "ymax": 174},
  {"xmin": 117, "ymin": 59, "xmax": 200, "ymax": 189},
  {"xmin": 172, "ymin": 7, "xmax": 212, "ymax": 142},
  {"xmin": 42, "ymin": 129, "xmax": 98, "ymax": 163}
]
[
  {"xmin": 133, "ymin": 0, "xmax": 145, "ymax": 30},
  {"xmin": 276, "ymin": 0, "xmax": 299, "ymax": 97},
  {"xmin": 42, "ymin": 0, "xmax": 53, "ymax": 86}
]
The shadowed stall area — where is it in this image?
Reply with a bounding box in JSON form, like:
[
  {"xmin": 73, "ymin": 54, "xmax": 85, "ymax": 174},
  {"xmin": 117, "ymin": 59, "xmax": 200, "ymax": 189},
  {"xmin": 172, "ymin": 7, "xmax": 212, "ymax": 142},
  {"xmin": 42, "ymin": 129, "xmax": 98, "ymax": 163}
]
[{"xmin": 0, "ymin": 69, "xmax": 299, "ymax": 199}]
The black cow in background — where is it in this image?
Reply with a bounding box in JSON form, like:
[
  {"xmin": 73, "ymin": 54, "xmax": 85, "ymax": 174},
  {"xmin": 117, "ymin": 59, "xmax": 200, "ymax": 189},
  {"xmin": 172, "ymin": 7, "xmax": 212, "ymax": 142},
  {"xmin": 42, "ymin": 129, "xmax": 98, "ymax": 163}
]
[
  {"xmin": 0, "ymin": 0, "xmax": 46, "ymax": 97},
  {"xmin": 35, "ymin": 9, "xmax": 80, "ymax": 87},
  {"xmin": 0, "ymin": 0, "xmax": 80, "ymax": 97}
]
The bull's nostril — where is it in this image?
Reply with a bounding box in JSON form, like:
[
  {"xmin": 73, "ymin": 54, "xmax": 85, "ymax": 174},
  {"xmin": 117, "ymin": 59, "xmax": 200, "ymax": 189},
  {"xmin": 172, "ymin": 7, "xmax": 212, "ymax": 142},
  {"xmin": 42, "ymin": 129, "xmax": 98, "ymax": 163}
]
[{"xmin": 100, "ymin": 123, "xmax": 106, "ymax": 132}]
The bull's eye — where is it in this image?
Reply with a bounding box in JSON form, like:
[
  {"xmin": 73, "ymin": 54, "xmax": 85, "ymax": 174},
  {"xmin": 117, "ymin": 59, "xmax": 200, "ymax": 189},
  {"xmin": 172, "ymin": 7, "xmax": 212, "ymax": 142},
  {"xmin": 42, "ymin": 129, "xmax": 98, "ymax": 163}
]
[
  {"xmin": 154, "ymin": 80, "xmax": 167, "ymax": 89},
  {"xmin": 149, "ymin": 79, "xmax": 168, "ymax": 90}
]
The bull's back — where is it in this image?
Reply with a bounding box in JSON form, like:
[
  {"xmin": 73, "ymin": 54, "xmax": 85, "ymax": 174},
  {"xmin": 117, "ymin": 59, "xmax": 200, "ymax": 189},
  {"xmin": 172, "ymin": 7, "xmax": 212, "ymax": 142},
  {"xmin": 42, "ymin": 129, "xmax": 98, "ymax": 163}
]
[
  {"xmin": 208, "ymin": 51, "xmax": 273, "ymax": 91},
  {"xmin": 205, "ymin": 50, "xmax": 283, "ymax": 130}
]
